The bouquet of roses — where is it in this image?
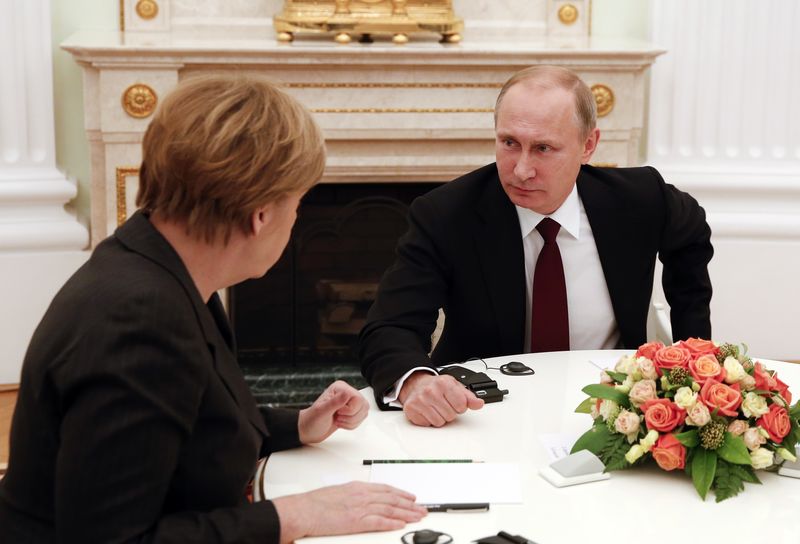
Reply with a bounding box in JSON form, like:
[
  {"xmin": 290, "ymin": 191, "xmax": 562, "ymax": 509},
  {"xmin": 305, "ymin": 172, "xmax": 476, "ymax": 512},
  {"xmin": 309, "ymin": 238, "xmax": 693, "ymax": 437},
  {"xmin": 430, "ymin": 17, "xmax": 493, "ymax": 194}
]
[{"xmin": 572, "ymin": 338, "xmax": 800, "ymax": 501}]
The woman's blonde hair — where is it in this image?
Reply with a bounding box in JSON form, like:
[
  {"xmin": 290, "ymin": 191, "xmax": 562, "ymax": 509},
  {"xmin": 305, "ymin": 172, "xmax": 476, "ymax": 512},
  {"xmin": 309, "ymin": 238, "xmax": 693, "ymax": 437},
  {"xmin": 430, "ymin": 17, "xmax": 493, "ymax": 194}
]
[
  {"xmin": 137, "ymin": 73, "xmax": 325, "ymax": 243},
  {"xmin": 494, "ymin": 65, "xmax": 597, "ymax": 137}
]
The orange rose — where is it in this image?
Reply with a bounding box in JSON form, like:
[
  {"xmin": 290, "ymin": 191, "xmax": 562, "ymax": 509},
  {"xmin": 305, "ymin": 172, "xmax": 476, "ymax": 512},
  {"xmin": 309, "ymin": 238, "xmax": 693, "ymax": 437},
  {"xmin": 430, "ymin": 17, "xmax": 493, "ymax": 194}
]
[
  {"xmin": 641, "ymin": 398, "xmax": 686, "ymax": 433},
  {"xmin": 753, "ymin": 362, "xmax": 778, "ymax": 393},
  {"xmin": 699, "ymin": 380, "xmax": 742, "ymax": 417},
  {"xmin": 757, "ymin": 403, "xmax": 791, "ymax": 443},
  {"xmin": 688, "ymin": 354, "xmax": 726, "ymax": 385},
  {"xmin": 652, "ymin": 433, "xmax": 686, "ymax": 471},
  {"xmin": 653, "ymin": 346, "xmax": 692, "ymax": 376},
  {"xmin": 636, "ymin": 341, "xmax": 665, "ymax": 361},
  {"xmin": 775, "ymin": 375, "xmax": 792, "ymax": 405},
  {"xmin": 679, "ymin": 338, "xmax": 720, "ymax": 359}
]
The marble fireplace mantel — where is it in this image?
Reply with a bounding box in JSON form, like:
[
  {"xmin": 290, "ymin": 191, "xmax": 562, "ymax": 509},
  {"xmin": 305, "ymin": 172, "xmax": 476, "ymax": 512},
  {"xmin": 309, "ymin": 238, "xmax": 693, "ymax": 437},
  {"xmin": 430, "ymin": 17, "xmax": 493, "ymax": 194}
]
[{"xmin": 62, "ymin": 30, "xmax": 663, "ymax": 244}]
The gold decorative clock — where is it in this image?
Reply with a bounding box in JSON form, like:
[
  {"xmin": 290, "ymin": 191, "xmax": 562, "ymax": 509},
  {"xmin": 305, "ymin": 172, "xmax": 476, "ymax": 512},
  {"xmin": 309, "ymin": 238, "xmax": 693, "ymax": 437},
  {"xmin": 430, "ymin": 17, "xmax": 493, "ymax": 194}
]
[{"xmin": 274, "ymin": 0, "xmax": 463, "ymax": 44}]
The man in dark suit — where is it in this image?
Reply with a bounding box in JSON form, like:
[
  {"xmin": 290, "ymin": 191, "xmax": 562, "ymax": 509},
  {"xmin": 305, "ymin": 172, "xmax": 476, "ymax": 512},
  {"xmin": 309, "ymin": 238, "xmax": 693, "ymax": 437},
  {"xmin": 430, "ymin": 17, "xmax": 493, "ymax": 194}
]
[
  {"xmin": 0, "ymin": 74, "xmax": 426, "ymax": 543},
  {"xmin": 359, "ymin": 66, "xmax": 713, "ymax": 427}
]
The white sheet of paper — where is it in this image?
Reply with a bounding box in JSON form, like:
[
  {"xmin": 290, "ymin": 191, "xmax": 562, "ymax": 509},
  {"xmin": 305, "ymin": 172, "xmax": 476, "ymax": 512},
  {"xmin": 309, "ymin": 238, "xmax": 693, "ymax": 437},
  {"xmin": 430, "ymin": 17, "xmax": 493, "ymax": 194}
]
[
  {"xmin": 538, "ymin": 433, "xmax": 582, "ymax": 462},
  {"xmin": 368, "ymin": 462, "xmax": 522, "ymax": 504}
]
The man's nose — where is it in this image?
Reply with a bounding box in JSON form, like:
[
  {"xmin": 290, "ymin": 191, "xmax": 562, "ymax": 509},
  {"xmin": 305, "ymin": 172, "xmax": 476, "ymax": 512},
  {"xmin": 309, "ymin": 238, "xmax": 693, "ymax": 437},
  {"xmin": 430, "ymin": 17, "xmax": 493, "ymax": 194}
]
[{"xmin": 513, "ymin": 151, "xmax": 537, "ymax": 181}]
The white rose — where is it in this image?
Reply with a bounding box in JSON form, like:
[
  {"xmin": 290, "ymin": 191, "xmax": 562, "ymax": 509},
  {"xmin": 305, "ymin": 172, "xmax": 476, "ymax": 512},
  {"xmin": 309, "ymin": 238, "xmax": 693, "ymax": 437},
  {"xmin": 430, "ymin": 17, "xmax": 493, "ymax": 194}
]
[
  {"xmin": 723, "ymin": 356, "xmax": 747, "ymax": 384},
  {"xmin": 625, "ymin": 444, "xmax": 645, "ymax": 464},
  {"xmin": 728, "ymin": 420, "xmax": 748, "ymax": 436},
  {"xmin": 615, "ymin": 354, "xmax": 638, "ymax": 375},
  {"xmin": 614, "ymin": 410, "xmax": 641, "ymax": 443},
  {"xmin": 637, "ymin": 357, "xmax": 658, "ymax": 380},
  {"xmin": 740, "ymin": 374, "xmax": 757, "ymax": 391},
  {"xmin": 778, "ymin": 447, "xmax": 798, "ymax": 463},
  {"xmin": 599, "ymin": 399, "xmax": 619, "ymax": 421},
  {"xmin": 615, "ymin": 374, "xmax": 635, "ymax": 394},
  {"xmin": 628, "ymin": 379, "xmax": 658, "ymax": 408},
  {"xmin": 750, "ymin": 447, "xmax": 775, "ymax": 470},
  {"xmin": 673, "ymin": 387, "xmax": 698, "ymax": 410},
  {"xmin": 741, "ymin": 392, "xmax": 769, "ymax": 418},
  {"xmin": 640, "ymin": 429, "xmax": 659, "ymax": 452},
  {"xmin": 685, "ymin": 402, "xmax": 711, "ymax": 427},
  {"xmin": 743, "ymin": 427, "xmax": 767, "ymax": 451}
]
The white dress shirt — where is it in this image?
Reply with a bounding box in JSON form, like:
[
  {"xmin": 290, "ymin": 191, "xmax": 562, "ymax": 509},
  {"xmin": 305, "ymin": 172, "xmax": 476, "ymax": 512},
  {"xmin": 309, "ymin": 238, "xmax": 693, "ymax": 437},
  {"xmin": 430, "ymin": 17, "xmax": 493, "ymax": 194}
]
[
  {"xmin": 385, "ymin": 184, "xmax": 620, "ymax": 405},
  {"xmin": 516, "ymin": 184, "xmax": 619, "ymax": 351}
]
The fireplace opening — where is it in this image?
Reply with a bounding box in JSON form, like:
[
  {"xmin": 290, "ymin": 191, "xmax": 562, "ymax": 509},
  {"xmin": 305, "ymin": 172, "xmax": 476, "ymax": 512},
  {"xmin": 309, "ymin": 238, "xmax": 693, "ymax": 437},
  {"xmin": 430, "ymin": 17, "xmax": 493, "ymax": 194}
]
[{"xmin": 230, "ymin": 182, "xmax": 441, "ymax": 407}]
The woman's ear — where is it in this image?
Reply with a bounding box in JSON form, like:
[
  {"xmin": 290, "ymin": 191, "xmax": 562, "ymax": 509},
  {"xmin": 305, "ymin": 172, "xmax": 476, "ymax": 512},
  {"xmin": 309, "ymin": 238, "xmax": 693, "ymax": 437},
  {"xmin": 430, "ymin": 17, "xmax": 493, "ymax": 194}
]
[{"xmin": 250, "ymin": 206, "xmax": 270, "ymax": 236}]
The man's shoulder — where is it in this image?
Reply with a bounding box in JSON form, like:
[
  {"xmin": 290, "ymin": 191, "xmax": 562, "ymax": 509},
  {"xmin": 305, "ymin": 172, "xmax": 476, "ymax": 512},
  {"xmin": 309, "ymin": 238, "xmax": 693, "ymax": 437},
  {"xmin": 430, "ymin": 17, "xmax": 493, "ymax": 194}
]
[{"xmin": 580, "ymin": 164, "xmax": 664, "ymax": 187}]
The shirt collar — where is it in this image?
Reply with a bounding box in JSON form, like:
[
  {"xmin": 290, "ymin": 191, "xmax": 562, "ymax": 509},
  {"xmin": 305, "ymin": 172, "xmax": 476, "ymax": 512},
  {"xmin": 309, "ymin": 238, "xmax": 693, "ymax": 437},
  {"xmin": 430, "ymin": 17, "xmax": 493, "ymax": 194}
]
[{"xmin": 515, "ymin": 184, "xmax": 581, "ymax": 241}]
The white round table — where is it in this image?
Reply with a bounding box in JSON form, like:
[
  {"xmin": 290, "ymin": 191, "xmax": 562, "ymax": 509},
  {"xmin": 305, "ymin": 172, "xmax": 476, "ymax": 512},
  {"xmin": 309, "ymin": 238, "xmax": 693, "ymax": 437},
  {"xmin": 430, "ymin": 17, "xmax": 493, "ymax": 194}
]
[{"xmin": 263, "ymin": 350, "xmax": 800, "ymax": 543}]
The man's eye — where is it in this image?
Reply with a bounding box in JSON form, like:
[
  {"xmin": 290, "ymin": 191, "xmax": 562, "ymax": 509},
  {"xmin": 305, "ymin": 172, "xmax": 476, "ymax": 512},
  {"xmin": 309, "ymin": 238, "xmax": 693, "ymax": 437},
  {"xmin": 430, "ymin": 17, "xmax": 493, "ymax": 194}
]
[
  {"xmin": 503, "ymin": 139, "xmax": 517, "ymax": 147},
  {"xmin": 536, "ymin": 144, "xmax": 551, "ymax": 153}
]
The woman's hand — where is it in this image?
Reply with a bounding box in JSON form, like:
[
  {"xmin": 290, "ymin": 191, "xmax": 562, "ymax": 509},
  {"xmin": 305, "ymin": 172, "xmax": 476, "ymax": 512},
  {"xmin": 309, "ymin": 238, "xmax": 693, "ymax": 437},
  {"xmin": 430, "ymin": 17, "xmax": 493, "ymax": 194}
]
[
  {"xmin": 298, "ymin": 380, "xmax": 369, "ymax": 444},
  {"xmin": 272, "ymin": 482, "xmax": 427, "ymax": 543}
]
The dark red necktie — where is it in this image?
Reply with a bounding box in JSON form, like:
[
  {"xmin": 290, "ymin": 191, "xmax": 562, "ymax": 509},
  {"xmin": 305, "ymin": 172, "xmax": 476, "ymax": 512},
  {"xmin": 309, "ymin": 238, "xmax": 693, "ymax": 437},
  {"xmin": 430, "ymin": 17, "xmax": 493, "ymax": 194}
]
[{"xmin": 530, "ymin": 218, "xmax": 570, "ymax": 352}]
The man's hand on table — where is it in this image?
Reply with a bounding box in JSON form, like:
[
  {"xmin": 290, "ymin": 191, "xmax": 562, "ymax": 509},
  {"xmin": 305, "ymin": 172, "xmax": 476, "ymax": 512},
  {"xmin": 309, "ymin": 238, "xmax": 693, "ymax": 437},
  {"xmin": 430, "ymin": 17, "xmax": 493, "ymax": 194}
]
[
  {"xmin": 298, "ymin": 380, "xmax": 369, "ymax": 444},
  {"xmin": 273, "ymin": 482, "xmax": 427, "ymax": 543},
  {"xmin": 398, "ymin": 371, "xmax": 485, "ymax": 427}
]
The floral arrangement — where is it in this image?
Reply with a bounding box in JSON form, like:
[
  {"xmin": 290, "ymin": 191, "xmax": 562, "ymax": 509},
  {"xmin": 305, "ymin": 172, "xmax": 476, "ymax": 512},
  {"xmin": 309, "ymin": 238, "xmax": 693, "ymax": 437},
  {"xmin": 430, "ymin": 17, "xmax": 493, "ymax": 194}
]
[{"xmin": 572, "ymin": 338, "xmax": 800, "ymax": 501}]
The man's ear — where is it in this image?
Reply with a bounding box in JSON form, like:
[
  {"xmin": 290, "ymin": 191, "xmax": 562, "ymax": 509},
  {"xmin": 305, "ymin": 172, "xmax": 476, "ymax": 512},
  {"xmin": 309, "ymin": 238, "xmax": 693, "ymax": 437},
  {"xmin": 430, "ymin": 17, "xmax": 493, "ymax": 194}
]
[{"xmin": 581, "ymin": 128, "xmax": 601, "ymax": 164}]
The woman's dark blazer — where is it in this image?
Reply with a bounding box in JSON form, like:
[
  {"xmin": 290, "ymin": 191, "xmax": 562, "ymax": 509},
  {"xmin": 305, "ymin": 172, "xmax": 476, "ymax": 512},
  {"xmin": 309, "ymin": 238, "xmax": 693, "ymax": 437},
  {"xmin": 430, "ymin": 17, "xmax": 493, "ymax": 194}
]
[{"xmin": 0, "ymin": 211, "xmax": 300, "ymax": 543}]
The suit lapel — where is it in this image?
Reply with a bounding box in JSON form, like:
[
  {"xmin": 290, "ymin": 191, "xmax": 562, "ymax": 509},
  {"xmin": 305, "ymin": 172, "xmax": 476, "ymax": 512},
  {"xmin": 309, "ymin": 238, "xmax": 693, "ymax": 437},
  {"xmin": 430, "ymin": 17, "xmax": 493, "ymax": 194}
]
[
  {"xmin": 472, "ymin": 170, "xmax": 527, "ymax": 354},
  {"xmin": 576, "ymin": 169, "xmax": 630, "ymax": 333},
  {"xmin": 115, "ymin": 212, "xmax": 269, "ymax": 438}
]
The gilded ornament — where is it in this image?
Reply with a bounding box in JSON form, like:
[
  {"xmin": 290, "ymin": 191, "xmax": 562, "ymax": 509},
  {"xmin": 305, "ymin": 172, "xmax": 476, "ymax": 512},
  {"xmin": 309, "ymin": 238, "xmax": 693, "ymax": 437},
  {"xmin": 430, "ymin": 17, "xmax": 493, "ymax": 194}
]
[
  {"xmin": 273, "ymin": 0, "xmax": 464, "ymax": 44},
  {"xmin": 591, "ymin": 84, "xmax": 614, "ymax": 117},
  {"xmin": 115, "ymin": 167, "xmax": 140, "ymax": 226},
  {"xmin": 122, "ymin": 83, "xmax": 158, "ymax": 118},
  {"xmin": 558, "ymin": 3, "xmax": 579, "ymax": 25},
  {"xmin": 135, "ymin": 0, "xmax": 159, "ymax": 20}
]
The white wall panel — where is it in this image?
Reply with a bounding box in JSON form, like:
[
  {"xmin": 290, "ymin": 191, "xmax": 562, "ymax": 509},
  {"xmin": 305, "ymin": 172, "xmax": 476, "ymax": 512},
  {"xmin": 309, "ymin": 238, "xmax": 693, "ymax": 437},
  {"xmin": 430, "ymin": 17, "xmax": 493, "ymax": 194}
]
[{"xmin": 649, "ymin": 0, "xmax": 800, "ymax": 359}]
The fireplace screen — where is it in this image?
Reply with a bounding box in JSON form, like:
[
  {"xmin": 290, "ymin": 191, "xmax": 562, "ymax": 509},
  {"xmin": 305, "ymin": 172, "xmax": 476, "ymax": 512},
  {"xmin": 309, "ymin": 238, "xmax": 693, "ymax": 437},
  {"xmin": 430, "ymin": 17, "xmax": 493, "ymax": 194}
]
[{"xmin": 230, "ymin": 183, "xmax": 440, "ymax": 374}]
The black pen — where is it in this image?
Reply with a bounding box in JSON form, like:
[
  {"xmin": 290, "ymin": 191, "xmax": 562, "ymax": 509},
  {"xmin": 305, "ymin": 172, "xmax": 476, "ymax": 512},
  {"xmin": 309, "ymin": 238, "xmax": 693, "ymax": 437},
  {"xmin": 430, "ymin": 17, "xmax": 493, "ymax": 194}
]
[
  {"xmin": 423, "ymin": 503, "xmax": 490, "ymax": 513},
  {"xmin": 362, "ymin": 459, "xmax": 474, "ymax": 465}
]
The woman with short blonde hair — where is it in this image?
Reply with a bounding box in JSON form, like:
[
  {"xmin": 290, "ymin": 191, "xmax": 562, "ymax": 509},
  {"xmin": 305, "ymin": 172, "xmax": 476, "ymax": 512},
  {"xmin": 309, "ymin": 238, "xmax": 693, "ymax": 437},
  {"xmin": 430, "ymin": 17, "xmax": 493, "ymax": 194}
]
[{"xmin": 0, "ymin": 73, "xmax": 426, "ymax": 543}]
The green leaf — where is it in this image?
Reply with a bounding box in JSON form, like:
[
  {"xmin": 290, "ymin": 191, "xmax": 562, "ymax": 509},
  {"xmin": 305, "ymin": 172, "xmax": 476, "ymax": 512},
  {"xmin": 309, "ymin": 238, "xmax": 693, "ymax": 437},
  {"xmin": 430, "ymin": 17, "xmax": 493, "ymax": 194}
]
[
  {"xmin": 581, "ymin": 384, "xmax": 631, "ymax": 408},
  {"xmin": 605, "ymin": 370, "xmax": 628, "ymax": 383},
  {"xmin": 716, "ymin": 433, "xmax": 753, "ymax": 465},
  {"xmin": 729, "ymin": 463, "xmax": 761, "ymax": 485},
  {"xmin": 600, "ymin": 433, "xmax": 631, "ymax": 472},
  {"xmin": 574, "ymin": 397, "xmax": 594, "ymax": 414},
  {"xmin": 713, "ymin": 459, "xmax": 745, "ymax": 502},
  {"xmin": 675, "ymin": 429, "xmax": 700, "ymax": 448},
  {"xmin": 789, "ymin": 401, "xmax": 800, "ymax": 420},
  {"xmin": 570, "ymin": 422, "xmax": 611, "ymax": 456},
  {"xmin": 691, "ymin": 448, "xmax": 717, "ymax": 500}
]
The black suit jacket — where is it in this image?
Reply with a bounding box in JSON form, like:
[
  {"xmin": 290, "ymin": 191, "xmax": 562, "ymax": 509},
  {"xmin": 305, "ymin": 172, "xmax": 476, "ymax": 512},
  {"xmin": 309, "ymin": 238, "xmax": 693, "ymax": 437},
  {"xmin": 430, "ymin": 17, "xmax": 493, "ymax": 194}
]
[
  {"xmin": 0, "ymin": 212, "xmax": 301, "ymax": 543},
  {"xmin": 359, "ymin": 164, "xmax": 713, "ymax": 405}
]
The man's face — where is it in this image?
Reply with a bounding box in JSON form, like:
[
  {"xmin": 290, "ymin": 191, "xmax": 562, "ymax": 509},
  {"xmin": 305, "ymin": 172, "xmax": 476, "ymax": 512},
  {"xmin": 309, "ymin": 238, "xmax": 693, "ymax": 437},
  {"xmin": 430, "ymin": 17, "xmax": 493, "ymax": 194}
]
[{"xmin": 495, "ymin": 83, "xmax": 599, "ymax": 214}]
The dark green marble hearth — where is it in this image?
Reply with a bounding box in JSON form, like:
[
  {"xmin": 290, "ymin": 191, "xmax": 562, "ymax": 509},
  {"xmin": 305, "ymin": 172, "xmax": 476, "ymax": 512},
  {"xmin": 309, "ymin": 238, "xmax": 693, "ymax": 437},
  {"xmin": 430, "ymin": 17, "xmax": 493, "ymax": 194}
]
[{"xmin": 242, "ymin": 363, "xmax": 367, "ymax": 409}]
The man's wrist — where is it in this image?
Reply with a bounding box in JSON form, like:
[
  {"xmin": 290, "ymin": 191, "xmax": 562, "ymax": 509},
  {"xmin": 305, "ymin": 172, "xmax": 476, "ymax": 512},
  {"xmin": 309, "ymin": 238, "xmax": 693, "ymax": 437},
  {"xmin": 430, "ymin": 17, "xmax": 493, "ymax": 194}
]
[{"xmin": 398, "ymin": 371, "xmax": 434, "ymax": 404}]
